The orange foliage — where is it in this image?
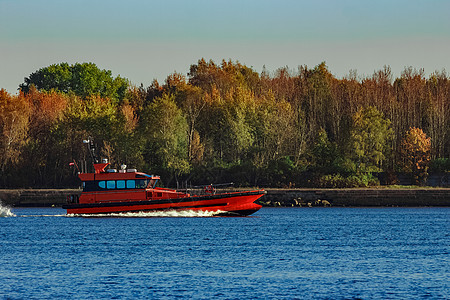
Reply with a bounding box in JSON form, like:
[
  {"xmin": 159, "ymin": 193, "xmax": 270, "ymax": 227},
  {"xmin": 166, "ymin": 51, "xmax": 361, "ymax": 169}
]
[
  {"xmin": 25, "ymin": 86, "xmax": 68, "ymax": 134},
  {"xmin": 0, "ymin": 89, "xmax": 30, "ymax": 172},
  {"xmin": 401, "ymin": 127, "xmax": 431, "ymax": 184},
  {"xmin": 121, "ymin": 104, "xmax": 138, "ymax": 133}
]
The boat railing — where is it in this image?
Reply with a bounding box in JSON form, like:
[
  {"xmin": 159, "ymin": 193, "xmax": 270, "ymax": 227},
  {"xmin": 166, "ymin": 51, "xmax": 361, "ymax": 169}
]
[{"xmin": 179, "ymin": 183, "xmax": 237, "ymax": 196}]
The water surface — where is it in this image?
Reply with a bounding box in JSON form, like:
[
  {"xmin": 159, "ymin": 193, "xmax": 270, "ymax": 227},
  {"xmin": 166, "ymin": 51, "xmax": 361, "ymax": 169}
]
[{"xmin": 1, "ymin": 207, "xmax": 449, "ymax": 299}]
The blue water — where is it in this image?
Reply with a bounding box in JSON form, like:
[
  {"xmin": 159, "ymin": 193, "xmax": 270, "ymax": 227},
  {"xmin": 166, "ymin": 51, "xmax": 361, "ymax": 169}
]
[{"xmin": 1, "ymin": 207, "xmax": 449, "ymax": 299}]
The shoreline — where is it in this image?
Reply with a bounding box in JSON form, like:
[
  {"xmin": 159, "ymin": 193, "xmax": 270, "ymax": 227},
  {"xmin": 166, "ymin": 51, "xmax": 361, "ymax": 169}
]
[
  {"xmin": 260, "ymin": 187, "xmax": 450, "ymax": 207},
  {"xmin": 0, "ymin": 187, "xmax": 449, "ymax": 208}
]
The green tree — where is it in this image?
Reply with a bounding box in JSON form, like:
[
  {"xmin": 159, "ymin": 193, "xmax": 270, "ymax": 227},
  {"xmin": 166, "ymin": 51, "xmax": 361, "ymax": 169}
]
[
  {"xmin": 251, "ymin": 93, "xmax": 296, "ymax": 170},
  {"xmin": 162, "ymin": 73, "xmax": 206, "ymax": 163},
  {"xmin": 52, "ymin": 94, "xmax": 122, "ymax": 174},
  {"xmin": 198, "ymin": 86, "xmax": 255, "ymax": 164},
  {"xmin": 349, "ymin": 106, "xmax": 393, "ymax": 172},
  {"xmin": 299, "ymin": 62, "xmax": 335, "ymax": 140},
  {"xmin": 141, "ymin": 94, "xmax": 190, "ymax": 184},
  {"xmin": 20, "ymin": 62, "xmax": 129, "ymax": 103},
  {"xmin": 311, "ymin": 128, "xmax": 340, "ymax": 173}
]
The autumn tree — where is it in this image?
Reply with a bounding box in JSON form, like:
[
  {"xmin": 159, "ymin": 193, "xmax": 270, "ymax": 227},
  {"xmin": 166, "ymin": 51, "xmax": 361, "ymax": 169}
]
[
  {"xmin": 0, "ymin": 90, "xmax": 30, "ymax": 186},
  {"xmin": 426, "ymin": 70, "xmax": 449, "ymax": 159},
  {"xmin": 401, "ymin": 127, "xmax": 431, "ymax": 185},
  {"xmin": 21, "ymin": 87, "xmax": 69, "ymax": 186},
  {"xmin": 113, "ymin": 103, "xmax": 144, "ymax": 169},
  {"xmin": 125, "ymin": 84, "xmax": 148, "ymax": 114},
  {"xmin": 188, "ymin": 59, "xmax": 261, "ymax": 97}
]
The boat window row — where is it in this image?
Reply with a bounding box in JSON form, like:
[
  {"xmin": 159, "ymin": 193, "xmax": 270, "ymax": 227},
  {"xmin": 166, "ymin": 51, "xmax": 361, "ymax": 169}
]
[{"xmin": 83, "ymin": 179, "xmax": 150, "ymax": 192}]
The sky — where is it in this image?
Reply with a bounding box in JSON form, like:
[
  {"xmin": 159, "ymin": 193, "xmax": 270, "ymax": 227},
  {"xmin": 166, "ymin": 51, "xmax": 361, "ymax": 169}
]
[{"xmin": 1, "ymin": 0, "xmax": 449, "ymax": 94}]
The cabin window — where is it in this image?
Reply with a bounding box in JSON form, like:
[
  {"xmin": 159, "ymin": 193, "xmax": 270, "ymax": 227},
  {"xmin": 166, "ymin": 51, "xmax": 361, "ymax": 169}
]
[
  {"xmin": 149, "ymin": 179, "xmax": 157, "ymax": 188},
  {"xmin": 116, "ymin": 180, "xmax": 126, "ymax": 189},
  {"xmin": 83, "ymin": 179, "xmax": 151, "ymax": 191},
  {"xmin": 107, "ymin": 181, "xmax": 115, "ymax": 189},
  {"xmin": 83, "ymin": 181, "xmax": 98, "ymax": 192},
  {"xmin": 136, "ymin": 179, "xmax": 149, "ymax": 189},
  {"xmin": 126, "ymin": 180, "xmax": 136, "ymax": 189}
]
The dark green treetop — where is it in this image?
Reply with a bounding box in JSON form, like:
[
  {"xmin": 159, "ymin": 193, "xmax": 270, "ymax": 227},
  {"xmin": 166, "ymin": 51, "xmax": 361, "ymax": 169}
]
[{"xmin": 19, "ymin": 62, "xmax": 129, "ymax": 103}]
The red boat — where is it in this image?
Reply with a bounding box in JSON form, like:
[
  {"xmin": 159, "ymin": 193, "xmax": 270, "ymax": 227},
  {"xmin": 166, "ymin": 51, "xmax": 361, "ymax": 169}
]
[{"xmin": 63, "ymin": 140, "xmax": 265, "ymax": 216}]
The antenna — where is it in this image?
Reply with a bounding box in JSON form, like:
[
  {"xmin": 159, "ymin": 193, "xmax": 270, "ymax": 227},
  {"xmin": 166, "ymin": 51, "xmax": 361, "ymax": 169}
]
[{"xmin": 83, "ymin": 137, "xmax": 98, "ymax": 164}]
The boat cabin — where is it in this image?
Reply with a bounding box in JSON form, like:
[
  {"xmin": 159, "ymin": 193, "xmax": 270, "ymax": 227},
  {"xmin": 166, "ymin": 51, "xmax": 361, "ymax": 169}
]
[
  {"xmin": 72, "ymin": 162, "xmax": 191, "ymax": 205},
  {"xmin": 79, "ymin": 163, "xmax": 160, "ymax": 192}
]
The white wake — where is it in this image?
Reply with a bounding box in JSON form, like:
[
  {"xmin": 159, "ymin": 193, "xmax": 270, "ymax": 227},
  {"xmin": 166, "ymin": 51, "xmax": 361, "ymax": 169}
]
[
  {"xmin": 0, "ymin": 203, "xmax": 16, "ymax": 217},
  {"xmin": 70, "ymin": 209, "xmax": 224, "ymax": 218},
  {"xmin": 0, "ymin": 205, "xmax": 223, "ymax": 218}
]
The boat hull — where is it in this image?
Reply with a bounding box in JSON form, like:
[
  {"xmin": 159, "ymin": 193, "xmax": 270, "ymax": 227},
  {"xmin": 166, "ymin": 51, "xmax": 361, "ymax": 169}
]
[{"xmin": 62, "ymin": 190, "xmax": 265, "ymax": 216}]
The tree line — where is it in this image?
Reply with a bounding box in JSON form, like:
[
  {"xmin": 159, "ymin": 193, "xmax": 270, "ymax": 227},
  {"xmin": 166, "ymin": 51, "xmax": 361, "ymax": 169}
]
[{"xmin": 0, "ymin": 60, "xmax": 449, "ymax": 188}]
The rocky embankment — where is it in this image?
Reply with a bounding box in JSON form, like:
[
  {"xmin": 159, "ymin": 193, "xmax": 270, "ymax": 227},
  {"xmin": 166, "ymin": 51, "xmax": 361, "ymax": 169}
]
[
  {"xmin": 0, "ymin": 189, "xmax": 80, "ymax": 207},
  {"xmin": 260, "ymin": 188, "xmax": 450, "ymax": 207},
  {"xmin": 0, "ymin": 188, "xmax": 449, "ymax": 207}
]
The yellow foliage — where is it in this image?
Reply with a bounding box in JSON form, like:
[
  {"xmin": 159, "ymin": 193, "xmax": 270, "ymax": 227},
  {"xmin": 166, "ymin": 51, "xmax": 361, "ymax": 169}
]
[{"xmin": 401, "ymin": 127, "xmax": 431, "ymax": 172}]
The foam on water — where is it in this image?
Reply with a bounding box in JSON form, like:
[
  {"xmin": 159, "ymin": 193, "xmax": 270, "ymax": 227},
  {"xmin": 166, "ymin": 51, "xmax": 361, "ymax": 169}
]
[
  {"xmin": 19, "ymin": 214, "xmax": 68, "ymax": 217},
  {"xmin": 70, "ymin": 209, "xmax": 224, "ymax": 218},
  {"xmin": 0, "ymin": 207, "xmax": 223, "ymax": 218},
  {"xmin": 0, "ymin": 203, "xmax": 15, "ymax": 217}
]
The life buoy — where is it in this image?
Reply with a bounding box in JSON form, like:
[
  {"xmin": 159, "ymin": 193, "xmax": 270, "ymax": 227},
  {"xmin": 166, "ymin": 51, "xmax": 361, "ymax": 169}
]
[{"xmin": 204, "ymin": 185, "xmax": 215, "ymax": 194}]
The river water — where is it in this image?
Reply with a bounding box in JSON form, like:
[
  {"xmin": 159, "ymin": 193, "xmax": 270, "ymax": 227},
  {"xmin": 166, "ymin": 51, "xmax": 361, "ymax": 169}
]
[{"xmin": 1, "ymin": 206, "xmax": 449, "ymax": 299}]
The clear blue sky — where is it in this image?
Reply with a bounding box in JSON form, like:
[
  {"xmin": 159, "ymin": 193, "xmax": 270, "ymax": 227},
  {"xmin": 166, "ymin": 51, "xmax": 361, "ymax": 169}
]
[{"xmin": 1, "ymin": 0, "xmax": 449, "ymax": 93}]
